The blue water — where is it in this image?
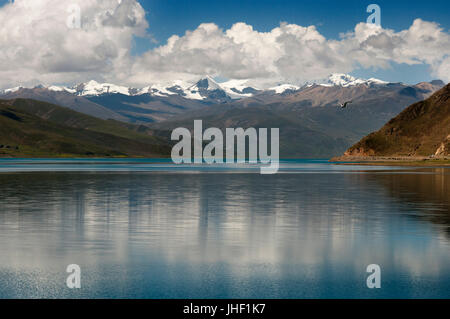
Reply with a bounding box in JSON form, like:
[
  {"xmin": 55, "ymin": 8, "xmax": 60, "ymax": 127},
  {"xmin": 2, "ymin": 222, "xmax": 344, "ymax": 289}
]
[
  {"xmin": 0, "ymin": 158, "xmax": 407, "ymax": 172},
  {"xmin": 0, "ymin": 159, "xmax": 449, "ymax": 298}
]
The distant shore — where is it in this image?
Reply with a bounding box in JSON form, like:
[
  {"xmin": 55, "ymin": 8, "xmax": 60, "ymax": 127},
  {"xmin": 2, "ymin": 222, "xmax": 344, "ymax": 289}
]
[{"xmin": 330, "ymin": 156, "xmax": 450, "ymax": 166}]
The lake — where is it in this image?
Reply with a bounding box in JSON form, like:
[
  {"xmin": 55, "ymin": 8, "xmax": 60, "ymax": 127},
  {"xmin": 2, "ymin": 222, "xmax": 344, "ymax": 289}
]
[{"xmin": 0, "ymin": 159, "xmax": 449, "ymax": 298}]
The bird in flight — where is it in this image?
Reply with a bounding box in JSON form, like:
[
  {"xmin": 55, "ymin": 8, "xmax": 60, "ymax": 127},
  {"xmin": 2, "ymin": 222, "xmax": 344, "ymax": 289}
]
[{"xmin": 338, "ymin": 100, "xmax": 353, "ymax": 108}]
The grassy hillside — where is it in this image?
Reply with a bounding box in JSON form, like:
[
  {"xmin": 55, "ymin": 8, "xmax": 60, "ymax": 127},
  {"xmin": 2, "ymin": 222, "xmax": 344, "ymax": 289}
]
[
  {"xmin": 343, "ymin": 84, "xmax": 450, "ymax": 157},
  {"xmin": 0, "ymin": 99, "xmax": 171, "ymax": 158}
]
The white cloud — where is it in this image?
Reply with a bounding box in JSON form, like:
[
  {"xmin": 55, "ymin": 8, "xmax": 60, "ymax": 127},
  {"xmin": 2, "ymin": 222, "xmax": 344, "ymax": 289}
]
[
  {"xmin": 342, "ymin": 19, "xmax": 450, "ymax": 75},
  {"xmin": 129, "ymin": 22, "xmax": 353, "ymax": 86},
  {"xmin": 129, "ymin": 19, "xmax": 450, "ymax": 87},
  {"xmin": 0, "ymin": 0, "xmax": 147, "ymax": 88},
  {"xmin": 0, "ymin": 0, "xmax": 449, "ymax": 89}
]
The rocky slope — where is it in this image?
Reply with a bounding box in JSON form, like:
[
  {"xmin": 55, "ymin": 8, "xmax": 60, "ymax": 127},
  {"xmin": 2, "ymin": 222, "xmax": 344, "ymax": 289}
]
[{"xmin": 341, "ymin": 83, "xmax": 450, "ymax": 158}]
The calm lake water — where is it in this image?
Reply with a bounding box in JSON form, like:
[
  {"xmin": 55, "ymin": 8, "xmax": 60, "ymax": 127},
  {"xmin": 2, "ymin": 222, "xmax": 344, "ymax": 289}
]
[{"xmin": 0, "ymin": 159, "xmax": 449, "ymax": 298}]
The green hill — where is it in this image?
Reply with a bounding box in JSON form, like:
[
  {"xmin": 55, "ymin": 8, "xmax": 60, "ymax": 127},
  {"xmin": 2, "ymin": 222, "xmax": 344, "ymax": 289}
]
[
  {"xmin": 342, "ymin": 83, "xmax": 450, "ymax": 158},
  {"xmin": 0, "ymin": 99, "xmax": 171, "ymax": 158}
]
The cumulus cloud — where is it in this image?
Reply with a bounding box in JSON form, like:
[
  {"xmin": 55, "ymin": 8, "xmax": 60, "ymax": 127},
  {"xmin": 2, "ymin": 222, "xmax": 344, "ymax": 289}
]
[
  {"xmin": 129, "ymin": 22, "xmax": 354, "ymax": 86},
  {"xmin": 129, "ymin": 19, "xmax": 450, "ymax": 86},
  {"xmin": 0, "ymin": 0, "xmax": 147, "ymax": 88},
  {"xmin": 0, "ymin": 0, "xmax": 449, "ymax": 89},
  {"xmin": 341, "ymin": 19, "xmax": 450, "ymax": 73}
]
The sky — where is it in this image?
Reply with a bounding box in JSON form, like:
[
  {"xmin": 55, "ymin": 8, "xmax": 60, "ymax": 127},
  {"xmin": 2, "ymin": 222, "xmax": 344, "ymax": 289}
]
[{"xmin": 0, "ymin": 0, "xmax": 449, "ymax": 89}]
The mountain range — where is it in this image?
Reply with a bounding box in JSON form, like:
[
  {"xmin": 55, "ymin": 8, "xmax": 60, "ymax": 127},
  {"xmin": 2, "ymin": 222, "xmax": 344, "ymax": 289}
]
[
  {"xmin": 147, "ymin": 77, "xmax": 444, "ymax": 157},
  {"xmin": 1, "ymin": 73, "xmax": 390, "ymax": 100},
  {"xmin": 1, "ymin": 74, "xmax": 445, "ymax": 158}
]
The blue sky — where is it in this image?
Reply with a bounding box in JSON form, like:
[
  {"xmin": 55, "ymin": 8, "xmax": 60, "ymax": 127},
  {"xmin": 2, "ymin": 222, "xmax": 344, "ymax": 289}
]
[
  {"xmin": 132, "ymin": 0, "xmax": 450, "ymax": 83},
  {"xmin": 140, "ymin": 0, "xmax": 450, "ymax": 47},
  {"xmin": 1, "ymin": 0, "xmax": 449, "ymax": 87}
]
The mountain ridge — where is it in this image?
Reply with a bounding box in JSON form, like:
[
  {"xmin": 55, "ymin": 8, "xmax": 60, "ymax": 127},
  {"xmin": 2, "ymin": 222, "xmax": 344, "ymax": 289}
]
[
  {"xmin": 1, "ymin": 77, "xmax": 445, "ymax": 158},
  {"xmin": 2, "ymin": 75, "xmax": 443, "ymax": 125},
  {"xmin": 1, "ymin": 73, "xmax": 408, "ymax": 100},
  {"xmin": 0, "ymin": 98, "xmax": 171, "ymax": 158},
  {"xmin": 339, "ymin": 83, "xmax": 450, "ymax": 159},
  {"xmin": 148, "ymin": 80, "xmax": 444, "ymax": 158}
]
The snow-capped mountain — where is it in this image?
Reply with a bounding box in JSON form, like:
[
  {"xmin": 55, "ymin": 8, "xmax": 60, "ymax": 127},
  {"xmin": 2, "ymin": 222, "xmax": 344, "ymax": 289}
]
[
  {"xmin": 0, "ymin": 74, "xmax": 392, "ymax": 101},
  {"xmin": 1, "ymin": 76, "xmax": 443, "ymax": 126},
  {"xmin": 318, "ymin": 73, "xmax": 388, "ymax": 87},
  {"xmin": 140, "ymin": 76, "xmax": 258, "ymax": 101},
  {"xmin": 48, "ymin": 80, "xmax": 133, "ymax": 96},
  {"xmin": 220, "ymin": 79, "xmax": 259, "ymax": 98},
  {"xmin": 75, "ymin": 80, "xmax": 132, "ymax": 96},
  {"xmin": 42, "ymin": 77, "xmax": 245, "ymax": 101},
  {"xmin": 268, "ymin": 84, "xmax": 301, "ymax": 94},
  {"xmin": 1, "ymin": 86, "xmax": 23, "ymax": 94},
  {"xmin": 184, "ymin": 76, "xmax": 226, "ymax": 101},
  {"xmin": 47, "ymin": 85, "xmax": 75, "ymax": 93}
]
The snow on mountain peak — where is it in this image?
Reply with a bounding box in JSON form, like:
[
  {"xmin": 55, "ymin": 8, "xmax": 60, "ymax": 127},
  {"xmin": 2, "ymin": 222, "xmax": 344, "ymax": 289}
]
[
  {"xmin": 327, "ymin": 73, "xmax": 357, "ymax": 86},
  {"xmin": 48, "ymin": 85, "xmax": 64, "ymax": 92},
  {"xmin": 268, "ymin": 84, "xmax": 300, "ymax": 94},
  {"xmin": 48, "ymin": 85, "xmax": 76, "ymax": 94},
  {"xmin": 76, "ymin": 81, "xmax": 131, "ymax": 96},
  {"xmin": 321, "ymin": 73, "xmax": 388, "ymax": 87},
  {"xmin": 1, "ymin": 74, "xmax": 392, "ymax": 101},
  {"xmin": 2, "ymin": 86, "xmax": 23, "ymax": 94},
  {"xmin": 366, "ymin": 77, "xmax": 389, "ymax": 85},
  {"xmin": 181, "ymin": 77, "xmax": 231, "ymax": 101},
  {"xmin": 190, "ymin": 76, "xmax": 222, "ymax": 91},
  {"xmin": 220, "ymin": 79, "xmax": 250, "ymax": 90},
  {"xmin": 219, "ymin": 79, "xmax": 258, "ymax": 98}
]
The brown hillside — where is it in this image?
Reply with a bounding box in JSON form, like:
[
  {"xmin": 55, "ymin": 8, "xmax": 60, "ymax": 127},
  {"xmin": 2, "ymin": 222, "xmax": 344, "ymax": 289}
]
[{"xmin": 344, "ymin": 83, "xmax": 450, "ymax": 157}]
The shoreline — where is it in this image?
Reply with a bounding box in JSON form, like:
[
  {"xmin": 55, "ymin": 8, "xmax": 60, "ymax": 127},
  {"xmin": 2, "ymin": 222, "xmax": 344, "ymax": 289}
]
[{"xmin": 330, "ymin": 156, "xmax": 450, "ymax": 166}]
